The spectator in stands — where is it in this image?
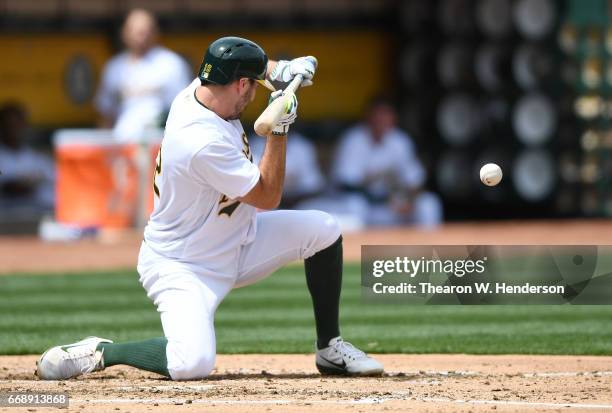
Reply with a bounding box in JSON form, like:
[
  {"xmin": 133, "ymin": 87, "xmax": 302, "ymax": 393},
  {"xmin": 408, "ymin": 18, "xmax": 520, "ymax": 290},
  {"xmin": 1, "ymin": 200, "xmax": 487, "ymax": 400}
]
[
  {"xmin": 95, "ymin": 8, "xmax": 191, "ymax": 141},
  {"xmin": 332, "ymin": 97, "xmax": 442, "ymax": 227},
  {"xmin": 250, "ymin": 131, "xmax": 325, "ymax": 209},
  {"xmin": 0, "ymin": 102, "xmax": 55, "ymax": 212}
]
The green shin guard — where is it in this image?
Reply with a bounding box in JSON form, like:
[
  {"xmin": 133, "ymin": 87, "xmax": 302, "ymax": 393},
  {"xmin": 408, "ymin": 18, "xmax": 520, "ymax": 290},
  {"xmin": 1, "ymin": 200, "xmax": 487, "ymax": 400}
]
[{"xmin": 97, "ymin": 337, "xmax": 170, "ymax": 378}]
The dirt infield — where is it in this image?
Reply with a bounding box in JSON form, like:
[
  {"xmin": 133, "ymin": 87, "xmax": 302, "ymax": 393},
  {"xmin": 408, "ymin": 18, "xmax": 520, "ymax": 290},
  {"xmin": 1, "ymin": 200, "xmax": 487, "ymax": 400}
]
[
  {"xmin": 2, "ymin": 219, "xmax": 612, "ymax": 274},
  {"xmin": 1, "ymin": 354, "xmax": 611, "ymax": 412}
]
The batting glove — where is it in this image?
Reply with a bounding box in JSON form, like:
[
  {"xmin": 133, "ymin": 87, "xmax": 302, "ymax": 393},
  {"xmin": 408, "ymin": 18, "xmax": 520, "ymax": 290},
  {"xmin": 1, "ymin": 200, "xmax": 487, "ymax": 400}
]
[
  {"xmin": 270, "ymin": 56, "xmax": 318, "ymax": 87},
  {"xmin": 269, "ymin": 90, "xmax": 298, "ymax": 136}
]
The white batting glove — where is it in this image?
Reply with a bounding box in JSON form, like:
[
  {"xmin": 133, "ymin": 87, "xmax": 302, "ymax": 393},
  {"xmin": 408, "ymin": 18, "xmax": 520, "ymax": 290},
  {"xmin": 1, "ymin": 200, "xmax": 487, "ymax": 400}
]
[
  {"xmin": 269, "ymin": 90, "xmax": 298, "ymax": 136},
  {"xmin": 269, "ymin": 56, "xmax": 318, "ymax": 87}
]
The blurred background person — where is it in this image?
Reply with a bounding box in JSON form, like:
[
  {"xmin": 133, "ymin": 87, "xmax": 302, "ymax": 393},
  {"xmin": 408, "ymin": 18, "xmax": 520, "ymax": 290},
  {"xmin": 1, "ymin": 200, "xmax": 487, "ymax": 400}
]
[
  {"xmin": 250, "ymin": 131, "xmax": 325, "ymax": 209},
  {"xmin": 332, "ymin": 97, "xmax": 443, "ymax": 228},
  {"xmin": 0, "ymin": 102, "xmax": 55, "ymax": 213},
  {"xmin": 95, "ymin": 9, "xmax": 191, "ymax": 141}
]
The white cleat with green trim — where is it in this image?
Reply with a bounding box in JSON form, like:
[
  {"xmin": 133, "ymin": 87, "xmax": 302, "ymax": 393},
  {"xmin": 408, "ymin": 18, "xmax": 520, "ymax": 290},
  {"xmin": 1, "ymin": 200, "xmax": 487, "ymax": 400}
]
[
  {"xmin": 36, "ymin": 336, "xmax": 112, "ymax": 380},
  {"xmin": 315, "ymin": 336, "xmax": 384, "ymax": 376}
]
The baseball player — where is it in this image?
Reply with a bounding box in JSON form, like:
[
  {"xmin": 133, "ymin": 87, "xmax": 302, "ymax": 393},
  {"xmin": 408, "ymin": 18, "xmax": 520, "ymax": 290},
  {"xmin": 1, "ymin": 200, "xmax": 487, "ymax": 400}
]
[
  {"xmin": 95, "ymin": 9, "xmax": 192, "ymax": 141},
  {"xmin": 333, "ymin": 98, "xmax": 443, "ymax": 227},
  {"xmin": 36, "ymin": 36, "xmax": 383, "ymax": 380}
]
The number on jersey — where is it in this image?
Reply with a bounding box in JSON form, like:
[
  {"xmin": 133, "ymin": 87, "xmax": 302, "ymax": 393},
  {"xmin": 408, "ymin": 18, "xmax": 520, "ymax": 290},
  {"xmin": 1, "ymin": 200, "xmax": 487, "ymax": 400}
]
[{"xmin": 218, "ymin": 194, "xmax": 241, "ymax": 217}]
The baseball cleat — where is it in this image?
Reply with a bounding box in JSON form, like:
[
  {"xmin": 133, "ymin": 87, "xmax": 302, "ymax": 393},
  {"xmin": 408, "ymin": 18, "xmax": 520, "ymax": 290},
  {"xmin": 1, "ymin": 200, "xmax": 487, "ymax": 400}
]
[
  {"xmin": 36, "ymin": 336, "xmax": 112, "ymax": 380},
  {"xmin": 315, "ymin": 336, "xmax": 384, "ymax": 376}
]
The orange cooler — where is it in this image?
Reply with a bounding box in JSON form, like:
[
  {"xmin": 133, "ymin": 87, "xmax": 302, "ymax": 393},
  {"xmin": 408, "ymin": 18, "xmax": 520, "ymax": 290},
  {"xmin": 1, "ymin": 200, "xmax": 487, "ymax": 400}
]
[{"xmin": 54, "ymin": 130, "xmax": 161, "ymax": 228}]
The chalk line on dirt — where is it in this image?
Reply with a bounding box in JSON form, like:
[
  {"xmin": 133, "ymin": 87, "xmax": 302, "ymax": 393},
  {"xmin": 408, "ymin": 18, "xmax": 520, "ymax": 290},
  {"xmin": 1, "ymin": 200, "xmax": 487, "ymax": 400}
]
[
  {"xmin": 422, "ymin": 397, "xmax": 612, "ymax": 410},
  {"xmin": 69, "ymin": 396, "xmax": 612, "ymax": 410},
  {"xmin": 522, "ymin": 371, "xmax": 612, "ymax": 378}
]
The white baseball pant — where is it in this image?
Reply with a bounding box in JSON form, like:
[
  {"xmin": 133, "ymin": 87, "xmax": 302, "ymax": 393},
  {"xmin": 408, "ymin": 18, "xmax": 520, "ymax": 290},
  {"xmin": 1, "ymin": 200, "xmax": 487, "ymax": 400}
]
[{"xmin": 137, "ymin": 209, "xmax": 341, "ymax": 380}]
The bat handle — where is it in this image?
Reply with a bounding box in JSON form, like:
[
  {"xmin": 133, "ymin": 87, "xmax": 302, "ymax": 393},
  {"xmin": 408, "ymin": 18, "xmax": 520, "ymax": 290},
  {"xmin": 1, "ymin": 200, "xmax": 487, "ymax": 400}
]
[
  {"xmin": 254, "ymin": 75, "xmax": 304, "ymax": 137},
  {"xmin": 285, "ymin": 74, "xmax": 304, "ymax": 94}
]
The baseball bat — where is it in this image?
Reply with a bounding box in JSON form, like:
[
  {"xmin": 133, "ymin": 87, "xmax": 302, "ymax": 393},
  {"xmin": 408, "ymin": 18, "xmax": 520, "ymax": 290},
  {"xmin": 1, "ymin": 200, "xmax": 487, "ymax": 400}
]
[{"xmin": 254, "ymin": 74, "xmax": 303, "ymax": 137}]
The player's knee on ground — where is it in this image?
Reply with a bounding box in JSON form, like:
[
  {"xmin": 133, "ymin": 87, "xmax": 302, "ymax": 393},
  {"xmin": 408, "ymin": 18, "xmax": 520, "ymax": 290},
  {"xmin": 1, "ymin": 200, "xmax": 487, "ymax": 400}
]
[
  {"xmin": 167, "ymin": 341, "xmax": 215, "ymax": 380},
  {"xmin": 302, "ymin": 210, "xmax": 341, "ymax": 259}
]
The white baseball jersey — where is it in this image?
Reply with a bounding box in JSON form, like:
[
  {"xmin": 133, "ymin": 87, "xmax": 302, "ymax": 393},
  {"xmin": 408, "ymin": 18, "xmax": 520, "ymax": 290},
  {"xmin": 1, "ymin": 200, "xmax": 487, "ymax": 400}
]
[
  {"xmin": 95, "ymin": 46, "xmax": 191, "ymax": 141},
  {"xmin": 143, "ymin": 79, "xmax": 260, "ymax": 277}
]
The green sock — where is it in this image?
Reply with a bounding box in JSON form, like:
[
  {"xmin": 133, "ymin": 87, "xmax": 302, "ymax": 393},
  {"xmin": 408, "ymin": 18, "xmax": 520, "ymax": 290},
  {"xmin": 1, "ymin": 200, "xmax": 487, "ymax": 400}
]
[{"xmin": 97, "ymin": 337, "xmax": 170, "ymax": 377}]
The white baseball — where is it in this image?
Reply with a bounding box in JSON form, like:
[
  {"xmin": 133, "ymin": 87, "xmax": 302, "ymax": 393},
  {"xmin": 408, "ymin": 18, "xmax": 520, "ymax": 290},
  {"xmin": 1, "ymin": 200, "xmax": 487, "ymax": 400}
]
[{"xmin": 480, "ymin": 163, "xmax": 503, "ymax": 186}]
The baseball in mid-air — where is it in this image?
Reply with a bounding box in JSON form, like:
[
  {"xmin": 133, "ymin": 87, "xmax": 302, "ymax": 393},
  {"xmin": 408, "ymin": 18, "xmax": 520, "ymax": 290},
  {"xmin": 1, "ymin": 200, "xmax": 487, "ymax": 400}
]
[{"xmin": 480, "ymin": 163, "xmax": 503, "ymax": 186}]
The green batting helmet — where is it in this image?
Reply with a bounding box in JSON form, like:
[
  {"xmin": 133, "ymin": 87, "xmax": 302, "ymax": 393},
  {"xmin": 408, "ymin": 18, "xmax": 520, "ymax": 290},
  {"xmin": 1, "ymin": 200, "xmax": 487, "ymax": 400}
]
[{"xmin": 199, "ymin": 36, "xmax": 268, "ymax": 85}]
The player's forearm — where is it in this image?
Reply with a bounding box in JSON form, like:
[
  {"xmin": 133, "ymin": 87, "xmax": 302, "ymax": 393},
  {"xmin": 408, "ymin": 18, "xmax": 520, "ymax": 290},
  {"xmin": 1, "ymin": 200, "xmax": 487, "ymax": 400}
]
[
  {"xmin": 258, "ymin": 135, "xmax": 286, "ymax": 208},
  {"xmin": 241, "ymin": 135, "xmax": 286, "ymax": 210}
]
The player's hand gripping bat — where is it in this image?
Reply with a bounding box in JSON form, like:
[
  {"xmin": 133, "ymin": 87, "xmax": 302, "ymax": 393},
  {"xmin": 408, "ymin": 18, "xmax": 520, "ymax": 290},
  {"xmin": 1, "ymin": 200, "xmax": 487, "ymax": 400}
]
[{"xmin": 254, "ymin": 74, "xmax": 304, "ymax": 137}]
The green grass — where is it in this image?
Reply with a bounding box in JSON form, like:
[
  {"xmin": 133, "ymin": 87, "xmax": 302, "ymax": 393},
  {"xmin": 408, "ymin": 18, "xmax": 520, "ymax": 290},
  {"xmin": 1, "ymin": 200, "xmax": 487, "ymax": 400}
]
[{"xmin": 0, "ymin": 265, "xmax": 611, "ymax": 355}]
